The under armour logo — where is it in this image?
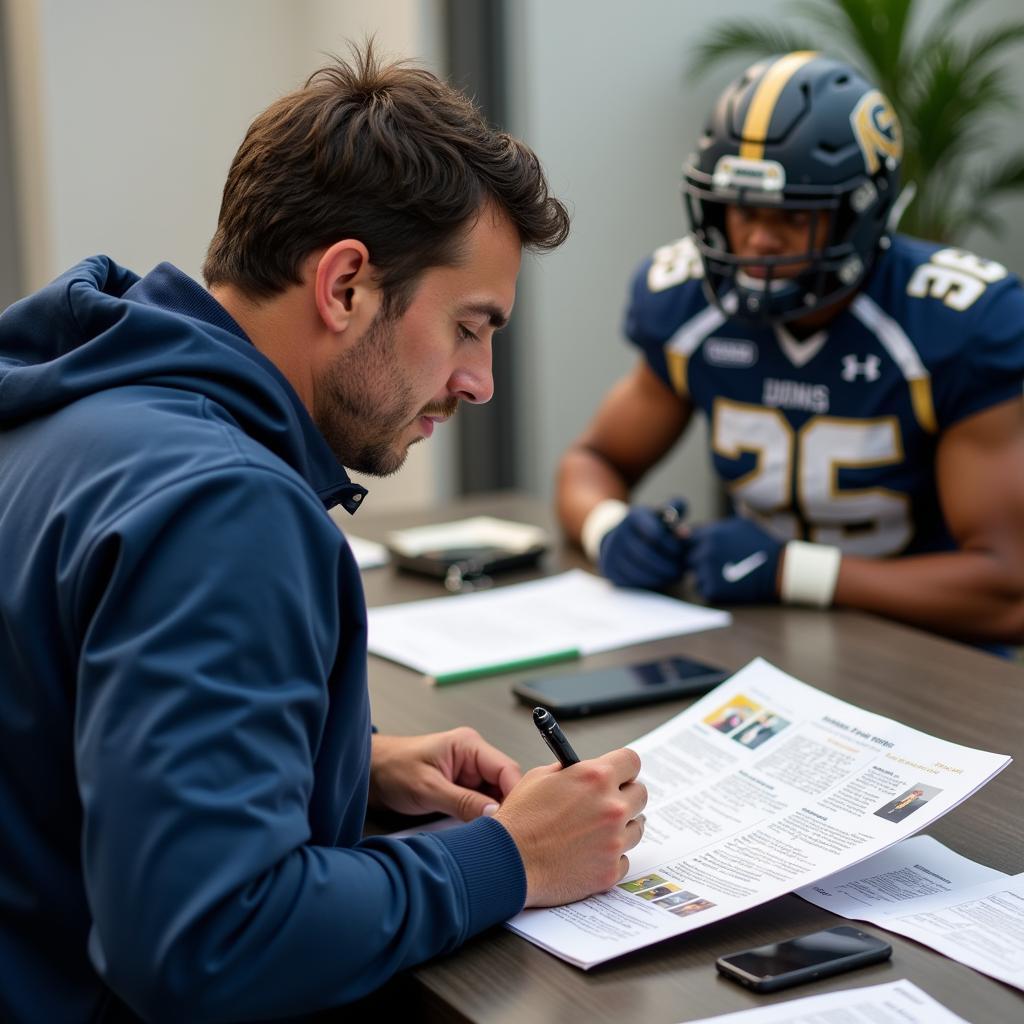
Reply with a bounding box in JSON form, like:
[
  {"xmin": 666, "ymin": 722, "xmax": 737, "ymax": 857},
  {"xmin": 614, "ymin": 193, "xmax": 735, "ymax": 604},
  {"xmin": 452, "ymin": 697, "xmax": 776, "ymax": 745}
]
[{"xmin": 841, "ymin": 354, "xmax": 881, "ymax": 382}]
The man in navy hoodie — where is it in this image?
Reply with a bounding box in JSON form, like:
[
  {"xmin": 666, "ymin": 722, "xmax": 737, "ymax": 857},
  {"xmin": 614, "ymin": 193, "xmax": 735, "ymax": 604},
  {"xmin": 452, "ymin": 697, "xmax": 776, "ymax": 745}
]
[{"xmin": 0, "ymin": 46, "xmax": 646, "ymax": 1022}]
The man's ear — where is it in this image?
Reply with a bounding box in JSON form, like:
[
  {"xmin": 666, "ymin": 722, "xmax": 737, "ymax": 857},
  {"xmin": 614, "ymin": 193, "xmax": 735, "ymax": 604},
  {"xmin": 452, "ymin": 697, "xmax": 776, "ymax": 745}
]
[{"xmin": 313, "ymin": 240, "xmax": 380, "ymax": 336}]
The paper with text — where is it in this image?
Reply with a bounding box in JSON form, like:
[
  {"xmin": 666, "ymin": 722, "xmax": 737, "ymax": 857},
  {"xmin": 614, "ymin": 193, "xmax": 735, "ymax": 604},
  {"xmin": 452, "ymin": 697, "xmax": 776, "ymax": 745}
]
[
  {"xmin": 367, "ymin": 569, "xmax": 731, "ymax": 679},
  {"xmin": 797, "ymin": 835, "xmax": 1006, "ymax": 917},
  {"xmin": 507, "ymin": 658, "xmax": 1010, "ymax": 969},
  {"xmin": 681, "ymin": 979, "xmax": 969, "ymax": 1024}
]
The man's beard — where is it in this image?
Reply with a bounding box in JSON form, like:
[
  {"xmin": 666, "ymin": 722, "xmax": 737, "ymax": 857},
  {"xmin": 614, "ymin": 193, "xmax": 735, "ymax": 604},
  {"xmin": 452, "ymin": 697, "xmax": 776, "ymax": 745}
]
[{"xmin": 313, "ymin": 309, "xmax": 456, "ymax": 476}]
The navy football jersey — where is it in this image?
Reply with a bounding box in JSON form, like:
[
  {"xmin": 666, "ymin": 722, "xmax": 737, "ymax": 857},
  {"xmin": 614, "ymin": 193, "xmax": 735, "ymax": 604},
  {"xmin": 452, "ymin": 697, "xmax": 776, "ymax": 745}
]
[{"xmin": 625, "ymin": 234, "xmax": 1024, "ymax": 557}]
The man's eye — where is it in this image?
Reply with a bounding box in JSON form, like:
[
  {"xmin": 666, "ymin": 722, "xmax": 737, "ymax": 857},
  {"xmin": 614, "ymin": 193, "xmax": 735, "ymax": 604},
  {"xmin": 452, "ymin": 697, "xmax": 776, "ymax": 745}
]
[{"xmin": 457, "ymin": 324, "xmax": 478, "ymax": 342}]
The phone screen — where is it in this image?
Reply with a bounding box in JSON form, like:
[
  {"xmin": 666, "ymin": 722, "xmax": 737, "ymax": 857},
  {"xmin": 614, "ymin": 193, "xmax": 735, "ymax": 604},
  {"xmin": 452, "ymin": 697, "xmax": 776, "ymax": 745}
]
[
  {"xmin": 512, "ymin": 656, "xmax": 728, "ymax": 716},
  {"xmin": 717, "ymin": 926, "xmax": 891, "ymax": 991}
]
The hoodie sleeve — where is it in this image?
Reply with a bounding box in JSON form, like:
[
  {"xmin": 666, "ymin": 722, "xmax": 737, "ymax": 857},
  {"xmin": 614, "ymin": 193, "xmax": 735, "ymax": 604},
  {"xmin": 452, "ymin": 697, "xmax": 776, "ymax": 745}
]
[{"xmin": 71, "ymin": 464, "xmax": 525, "ymax": 1021}]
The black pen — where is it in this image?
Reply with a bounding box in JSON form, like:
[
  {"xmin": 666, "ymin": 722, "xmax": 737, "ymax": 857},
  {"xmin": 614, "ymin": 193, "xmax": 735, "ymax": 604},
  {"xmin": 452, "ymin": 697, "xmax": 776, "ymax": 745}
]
[
  {"xmin": 533, "ymin": 707, "xmax": 580, "ymax": 767},
  {"xmin": 658, "ymin": 501, "xmax": 687, "ymax": 535}
]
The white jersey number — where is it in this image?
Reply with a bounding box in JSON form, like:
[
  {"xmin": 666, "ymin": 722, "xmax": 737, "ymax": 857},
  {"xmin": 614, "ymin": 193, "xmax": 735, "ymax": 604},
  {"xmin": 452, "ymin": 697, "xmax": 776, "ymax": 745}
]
[
  {"xmin": 906, "ymin": 248, "xmax": 1007, "ymax": 312},
  {"xmin": 647, "ymin": 236, "xmax": 704, "ymax": 293},
  {"xmin": 712, "ymin": 400, "xmax": 912, "ymax": 556}
]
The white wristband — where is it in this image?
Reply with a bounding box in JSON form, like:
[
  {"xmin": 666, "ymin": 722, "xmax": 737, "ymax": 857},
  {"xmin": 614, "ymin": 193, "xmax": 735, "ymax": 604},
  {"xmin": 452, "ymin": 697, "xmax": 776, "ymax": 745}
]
[
  {"xmin": 780, "ymin": 540, "xmax": 842, "ymax": 607},
  {"xmin": 580, "ymin": 498, "xmax": 630, "ymax": 563}
]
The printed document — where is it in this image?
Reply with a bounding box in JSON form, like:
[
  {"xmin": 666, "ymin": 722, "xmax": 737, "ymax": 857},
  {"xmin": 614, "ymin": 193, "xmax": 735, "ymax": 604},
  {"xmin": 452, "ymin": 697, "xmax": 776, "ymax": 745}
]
[
  {"xmin": 798, "ymin": 836, "xmax": 1024, "ymax": 992},
  {"xmin": 797, "ymin": 835, "xmax": 1006, "ymax": 917},
  {"xmin": 367, "ymin": 569, "xmax": 730, "ymax": 680},
  {"xmin": 327, "ymin": 506, "xmax": 389, "ymax": 570},
  {"xmin": 507, "ymin": 658, "xmax": 1010, "ymax": 968},
  {"xmin": 681, "ymin": 979, "xmax": 968, "ymax": 1024},
  {"xmin": 343, "ymin": 534, "xmax": 389, "ymax": 570}
]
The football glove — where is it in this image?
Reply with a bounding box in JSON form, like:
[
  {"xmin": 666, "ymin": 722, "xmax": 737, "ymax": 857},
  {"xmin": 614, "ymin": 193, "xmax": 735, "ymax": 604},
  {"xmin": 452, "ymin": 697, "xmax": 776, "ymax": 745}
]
[
  {"xmin": 597, "ymin": 497, "xmax": 690, "ymax": 590},
  {"xmin": 687, "ymin": 517, "xmax": 782, "ymax": 604}
]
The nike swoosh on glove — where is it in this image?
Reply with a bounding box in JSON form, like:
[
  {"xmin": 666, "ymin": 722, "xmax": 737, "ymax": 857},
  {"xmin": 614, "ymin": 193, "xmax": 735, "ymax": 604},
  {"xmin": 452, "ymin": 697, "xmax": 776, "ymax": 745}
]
[
  {"xmin": 687, "ymin": 517, "xmax": 782, "ymax": 604},
  {"xmin": 598, "ymin": 497, "xmax": 691, "ymax": 590}
]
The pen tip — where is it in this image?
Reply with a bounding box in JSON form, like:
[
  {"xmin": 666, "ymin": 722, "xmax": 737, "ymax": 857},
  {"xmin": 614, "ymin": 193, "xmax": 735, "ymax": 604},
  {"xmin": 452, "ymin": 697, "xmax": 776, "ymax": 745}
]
[{"xmin": 532, "ymin": 707, "xmax": 548, "ymax": 722}]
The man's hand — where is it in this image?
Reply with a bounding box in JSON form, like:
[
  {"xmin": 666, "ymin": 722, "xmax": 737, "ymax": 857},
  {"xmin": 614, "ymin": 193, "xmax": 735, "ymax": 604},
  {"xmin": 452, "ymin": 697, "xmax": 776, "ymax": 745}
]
[
  {"xmin": 598, "ymin": 497, "xmax": 690, "ymax": 589},
  {"xmin": 494, "ymin": 748, "xmax": 647, "ymax": 907},
  {"xmin": 369, "ymin": 728, "xmax": 522, "ymax": 821},
  {"xmin": 687, "ymin": 516, "xmax": 783, "ymax": 604}
]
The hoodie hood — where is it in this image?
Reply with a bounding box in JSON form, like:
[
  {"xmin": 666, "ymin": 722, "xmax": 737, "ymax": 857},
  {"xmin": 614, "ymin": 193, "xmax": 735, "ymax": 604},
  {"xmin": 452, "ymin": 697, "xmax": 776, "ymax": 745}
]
[{"xmin": 0, "ymin": 256, "xmax": 365, "ymax": 512}]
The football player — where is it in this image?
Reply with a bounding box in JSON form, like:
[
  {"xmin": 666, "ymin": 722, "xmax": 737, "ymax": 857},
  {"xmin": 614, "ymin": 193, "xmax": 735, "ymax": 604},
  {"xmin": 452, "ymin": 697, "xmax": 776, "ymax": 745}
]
[{"xmin": 558, "ymin": 52, "xmax": 1024, "ymax": 646}]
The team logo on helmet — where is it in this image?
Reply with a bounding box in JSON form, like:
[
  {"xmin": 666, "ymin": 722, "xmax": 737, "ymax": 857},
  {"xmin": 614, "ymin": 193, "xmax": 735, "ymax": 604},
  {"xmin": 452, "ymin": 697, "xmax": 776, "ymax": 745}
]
[{"xmin": 850, "ymin": 90, "xmax": 902, "ymax": 175}]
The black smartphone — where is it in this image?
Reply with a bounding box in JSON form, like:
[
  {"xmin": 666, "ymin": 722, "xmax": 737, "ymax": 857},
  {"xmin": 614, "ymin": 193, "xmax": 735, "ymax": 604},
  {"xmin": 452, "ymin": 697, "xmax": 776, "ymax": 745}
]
[
  {"xmin": 511, "ymin": 655, "xmax": 728, "ymax": 717},
  {"xmin": 715, "ymin": 926, "xmax": 892, "ymax": 993}
]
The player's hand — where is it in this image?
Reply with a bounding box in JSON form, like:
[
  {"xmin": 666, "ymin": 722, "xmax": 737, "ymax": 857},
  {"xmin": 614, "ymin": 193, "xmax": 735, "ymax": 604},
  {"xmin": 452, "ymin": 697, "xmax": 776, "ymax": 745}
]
[
  {"xmin": 368, "ymin": 728, "xmax": 522, "ymax": 821},
  {"xmin": 494, "ymin": 748, "xmax": 647, "ymax": 907},
  {"xmin": 687, "ymin": 516, "xmax": 782, "ymax": 604},
  {"xmin": 598, "ymin": 497, "xmax": 690, "ymax": 590}
]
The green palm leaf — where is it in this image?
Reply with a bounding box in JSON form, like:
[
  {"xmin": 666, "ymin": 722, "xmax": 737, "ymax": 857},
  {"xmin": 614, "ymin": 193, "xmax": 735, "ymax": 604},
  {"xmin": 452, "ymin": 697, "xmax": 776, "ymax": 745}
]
[
  {"xmin": 688, "ymin": 24, "xmax": 822, "ymax": 79},
  {"xmin": 921, "ymin": 0, "xmax": 1002, "ymax": 51},
  {"xmin": 944, "ymin": 155, "xmax": 1024, "ymax": 238},
  {"xmin": 791, "ymin": 0, "xmax": 913, "ymax": 101},
  {"xmin": 972, "ymin": 153, "xmax": 1024, "ymax": 199},
  {"xmin": 961, "ymin": 23, "xmax": 1024, "ymax": 65}
]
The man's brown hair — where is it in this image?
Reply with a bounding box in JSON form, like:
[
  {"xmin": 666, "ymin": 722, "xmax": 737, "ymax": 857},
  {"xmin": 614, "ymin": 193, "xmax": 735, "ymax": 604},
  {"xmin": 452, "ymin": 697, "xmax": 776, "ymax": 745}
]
[{"xmin": 203, "ymin": 42, "xmax": 569, "ymax": 308}]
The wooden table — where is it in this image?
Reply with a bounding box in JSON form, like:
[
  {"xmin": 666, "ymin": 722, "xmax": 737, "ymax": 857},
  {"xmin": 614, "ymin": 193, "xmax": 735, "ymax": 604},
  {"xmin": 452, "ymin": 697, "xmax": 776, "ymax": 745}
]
[{"xmin": 348, "ymin": 493, "xmax": 1024, "ymax": 1023}]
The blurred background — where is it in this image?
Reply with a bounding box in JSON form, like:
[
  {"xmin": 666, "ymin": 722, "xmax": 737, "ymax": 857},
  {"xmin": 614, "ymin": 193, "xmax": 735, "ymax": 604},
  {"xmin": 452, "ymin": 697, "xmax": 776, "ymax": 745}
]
[{"xmin": 3, "ymin": 0, "xmax": 1023, "ymax": 520}]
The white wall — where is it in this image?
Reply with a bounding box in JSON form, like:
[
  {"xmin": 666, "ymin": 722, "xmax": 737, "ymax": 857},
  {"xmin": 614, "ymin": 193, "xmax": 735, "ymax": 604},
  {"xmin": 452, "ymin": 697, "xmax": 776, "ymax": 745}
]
[
  {"xmin": 505, "ymin": 0, "xmax": 769, "ymax": 519},
  {"xmin": 3, "ymin": 0, "xmax": 448, "ymax": 512}
]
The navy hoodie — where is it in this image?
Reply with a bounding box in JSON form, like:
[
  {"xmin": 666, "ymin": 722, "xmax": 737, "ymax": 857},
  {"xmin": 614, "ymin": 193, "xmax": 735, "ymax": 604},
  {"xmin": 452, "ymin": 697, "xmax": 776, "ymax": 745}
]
[{"xmin": 0, "ymin": 257, "xmax": 525, "ymax": 1022}]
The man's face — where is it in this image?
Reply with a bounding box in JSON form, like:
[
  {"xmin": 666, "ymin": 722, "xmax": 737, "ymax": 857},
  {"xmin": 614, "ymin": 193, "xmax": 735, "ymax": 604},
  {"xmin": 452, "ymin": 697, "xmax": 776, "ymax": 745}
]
[
  {"xmin": 725, "ymin": 205, "xmax": 831, "ymax": 280},
  {"xmin": 314, "ymin": 206, "xmax": 521, "ymax": 475}
]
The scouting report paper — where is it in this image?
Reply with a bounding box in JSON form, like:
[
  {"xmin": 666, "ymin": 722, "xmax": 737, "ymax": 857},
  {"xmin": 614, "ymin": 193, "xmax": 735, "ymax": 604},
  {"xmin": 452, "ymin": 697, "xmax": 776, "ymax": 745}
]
[
  {"xmin": 797, "ymin": 835, "xmax": 1024, "ymax": 992},
  {"xmin": 506, "ymin": 658, "xmax": 1010, "ymax": 968},
  {"xmin": 796, "ymin": 834, "xmax": 1006, "ymax": 917}
]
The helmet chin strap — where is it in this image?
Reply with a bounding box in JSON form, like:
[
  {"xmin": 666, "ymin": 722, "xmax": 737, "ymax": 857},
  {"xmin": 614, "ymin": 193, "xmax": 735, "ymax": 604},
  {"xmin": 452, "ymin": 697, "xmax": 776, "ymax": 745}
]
[{"xmin": 886, "ymin": 181, "xmax": 917, "ymax": 236}]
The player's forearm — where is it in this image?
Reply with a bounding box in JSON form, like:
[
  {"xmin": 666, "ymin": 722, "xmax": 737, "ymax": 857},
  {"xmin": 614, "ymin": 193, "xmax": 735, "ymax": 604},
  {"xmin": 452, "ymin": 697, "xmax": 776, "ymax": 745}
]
[
  {"xmin": 832, "ymin": 549, "xmax": 1024, "ymax": 643},
  {"xmin": 556, "ymin": 446, "xmax": 631, "ymax": 544}
]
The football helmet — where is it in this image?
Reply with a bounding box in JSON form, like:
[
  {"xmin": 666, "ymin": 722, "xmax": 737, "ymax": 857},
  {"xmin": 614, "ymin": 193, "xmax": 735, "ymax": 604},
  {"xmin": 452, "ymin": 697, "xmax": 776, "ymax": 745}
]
[{"xmin": 683, "ymin": 52, "xmax": 902, "ymax": 323}]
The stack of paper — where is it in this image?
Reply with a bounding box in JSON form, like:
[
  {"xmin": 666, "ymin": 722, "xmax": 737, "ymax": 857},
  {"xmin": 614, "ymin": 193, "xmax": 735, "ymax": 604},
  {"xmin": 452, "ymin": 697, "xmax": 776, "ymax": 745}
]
[{"xmin": 367, "ymin": 569, "xmax": 732, "ymax": 683}]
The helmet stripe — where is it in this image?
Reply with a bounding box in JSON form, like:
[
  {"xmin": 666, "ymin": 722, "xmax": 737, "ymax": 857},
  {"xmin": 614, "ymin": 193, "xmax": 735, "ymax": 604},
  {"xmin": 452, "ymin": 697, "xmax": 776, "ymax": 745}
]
[{"xmin": 739, "ymin": 51, "xmax": 819, "ymax": 159}]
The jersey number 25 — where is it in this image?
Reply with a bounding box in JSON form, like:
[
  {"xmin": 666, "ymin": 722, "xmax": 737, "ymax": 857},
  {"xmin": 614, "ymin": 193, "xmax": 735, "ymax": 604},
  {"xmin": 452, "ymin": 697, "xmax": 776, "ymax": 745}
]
[{"xmin": 713, "ymin": 400, "xmax": 912, "ymax": 556}]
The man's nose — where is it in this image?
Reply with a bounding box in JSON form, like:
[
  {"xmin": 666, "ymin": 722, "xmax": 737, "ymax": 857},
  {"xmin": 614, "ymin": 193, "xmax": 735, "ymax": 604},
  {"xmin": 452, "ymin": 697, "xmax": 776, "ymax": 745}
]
[
  {"xmin": 448, "ymin": 338, "xmax": 494, "ymax": 405},
  {"xmin": 746, "ymin": 220, "xmax": 784, "ymax": 253}
]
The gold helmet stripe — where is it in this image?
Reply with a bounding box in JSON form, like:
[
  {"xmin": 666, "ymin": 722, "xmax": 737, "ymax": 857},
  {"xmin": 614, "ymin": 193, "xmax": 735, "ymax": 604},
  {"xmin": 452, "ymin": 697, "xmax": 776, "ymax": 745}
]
[{"xmin": 739, "ymin": 51, "xmax": 819, "ymax": 160}]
